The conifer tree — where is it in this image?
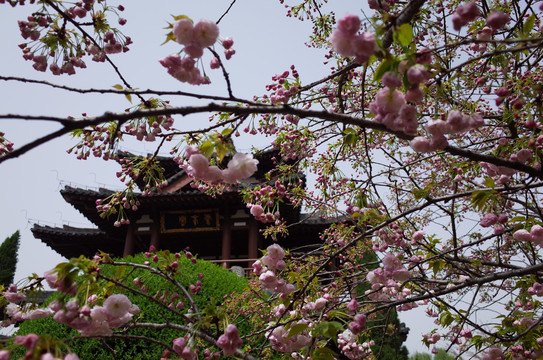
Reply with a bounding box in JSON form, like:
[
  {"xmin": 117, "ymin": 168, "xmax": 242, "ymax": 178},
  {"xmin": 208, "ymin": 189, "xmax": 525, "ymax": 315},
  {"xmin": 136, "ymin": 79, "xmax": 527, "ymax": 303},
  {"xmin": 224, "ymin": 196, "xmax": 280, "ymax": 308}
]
[{"xmin": 0, "ymin": 230, "xmax": 20, "ymax": 287}]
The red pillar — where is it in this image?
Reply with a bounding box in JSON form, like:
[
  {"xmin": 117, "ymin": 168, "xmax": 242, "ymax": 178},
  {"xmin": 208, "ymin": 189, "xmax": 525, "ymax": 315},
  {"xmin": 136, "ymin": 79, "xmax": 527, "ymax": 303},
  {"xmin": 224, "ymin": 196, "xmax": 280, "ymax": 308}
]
[
  {"xmin": 123, "ymin": 223, "xmax": 136, "ymax": 257},
  {"xmin": 221, "ymin": 215, "xmax": 232, "ymax": 268},
  {"xmin": 150, "ymin": 212, "xmax": 160, "ymax": 250},
  {"xmin": 248, "ymin": 218, "xmax": 259, "ymax": 263}
]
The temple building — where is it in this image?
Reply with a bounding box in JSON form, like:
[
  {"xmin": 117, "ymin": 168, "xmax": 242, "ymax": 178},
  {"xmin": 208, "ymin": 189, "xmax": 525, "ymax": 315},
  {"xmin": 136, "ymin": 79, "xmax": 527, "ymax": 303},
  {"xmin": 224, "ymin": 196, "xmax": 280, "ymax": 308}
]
[{"xmin": 32, "ymin": 151, "xmax": 332, "ymax": 272}]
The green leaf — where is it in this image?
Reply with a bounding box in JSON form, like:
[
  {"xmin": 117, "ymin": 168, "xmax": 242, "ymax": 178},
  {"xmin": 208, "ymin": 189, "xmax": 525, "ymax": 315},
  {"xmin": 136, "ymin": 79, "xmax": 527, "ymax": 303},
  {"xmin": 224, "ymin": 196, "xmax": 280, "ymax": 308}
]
[
  {"xmin": 508, "ymin": 216, "xmax": 526, "ymax": 223},
  {"xmin": 161, "ymin": 31, "xmax": 177, "ymax": 45},
  {"xmin": 313, "ymin": 321, "xmax": 343, "ymax": 340},
  {"xmin": 395, "ymin": 23, "xmax": 413, "ymax": 47},
  {"xmin": 484, "ymin": 177, "xmax": 495, "ymax": 188},
  {"xmin": 439, "ymin": 311, "xmax": 454, "ymax": 326},
  {"xmin": 523, "ymin": 14, "xmax": 536, "ymax": 36},
  {"xmin": 343, "ymin": 132, "xmax": 358, "ymax": 145},
  {"xmin": 112, "ymin": 84, "xmax": 123, "ymax": 90},
  {"xmin": 221, "ymin": 128, "xmax": 233, "ymax": 137},
  {"xmin": 171, "ymin": 14, "xmax": 192, "ymax": 22},
  {"xmin": 412, "ymin": 188, "xmax": 428, "ymax": 200},
  {"xmin": 431, "ymin": 259, "xmax": 445, "ymax": 275},
  {"xmin": 287, "ymin": 323, "xmax": 310, "ymax": 339},
  {"xmin": 114, "ymin": 265, "xmax": 126, "ymax": 280},
  {"xmin": 374, "ymin": 59, "xmax": 395, "ymax": 82},
  {"xmin": 312, "ymin": 347, "xmax": 337, "ymax": 360},
  {"xmin": 470, "ymin": 190, "xmax": 494, "ymax": 212},
  {"xmin": 200, "ymin": 140, "xmax": 214, "ymax": 158},
  {"xmin": 125, "ymin": 94, "xmax": 132, "ymax": 103}
]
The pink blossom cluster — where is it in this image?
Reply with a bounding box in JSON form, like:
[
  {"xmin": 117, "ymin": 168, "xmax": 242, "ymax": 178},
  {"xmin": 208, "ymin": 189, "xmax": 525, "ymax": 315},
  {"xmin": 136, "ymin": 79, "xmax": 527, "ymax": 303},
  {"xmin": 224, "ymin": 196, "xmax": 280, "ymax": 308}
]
[
  {"xmin": 329, "ymin": 14, "xmax": 375, "ymax": 64},
  {"xmin": 7, "ymin": 334, "xmax": 78, "ymax": 359},
  {"xmin": 173, "ymin": 19, "xmax": 219, "ymax": 58},
  {"xmin": 510, "ymin": 344, "xmax": 543, "ymax": 360},
  {"xmin": 460, "ymin": 328, "xmax": 473, "ymax": 339},
  {"xmin": 124, "ymin": 115, "xmax": 175, "ymax": 142},
  {"xmin": 370, "ymin": 86, "xmax": 419, "ymax": 135},
  {"xmin": 17, "ymin": 2, "xmax": 131, "ymax": 75},
  {"xmin": 50, "ymin": 294, "xmax": 139, "ymax": 336},
  {"xmin": 4, "ymin": 285, "xmax": 26, "ymax": 304},
  {"xmin": 406, "ymin": 64, "xmax": 432, "ymax": 86},
  {"xmin": 151, "ymin": 289, "xmax": 185, "ymax": 311},
  {"xmin": 422, "ymin": 332, "xmax": 441, "ymax": 344},
  {"xmin": 347, "ymin": 298, "xmax": 359, "ymax": 313},
  {"xmin": 179, "ymin": 146, "xmax": 259, "ymax": 184},
  {"xmin": 9, "ymin": 334, "xmax": 80, "ymax": 360},
  {"xmin": 4, "ymin": 300, "xmax": 53, "ymax": 326},
  {"xmin": 479, "ymin": 161, "xmax": 518, "ymax": 184},
  {"xmin": 201, "ymin": 349, "xmax": 221, "ymax": 360},
  {"xmin": 481, "ymin": 347, "xmax": 506, "ymax": 360},
  {"xmin": 348, "ymin": 313, "xmax": 367, "ymax": 334},
  {"xmin": 470, "ymin": 27, "xmax": 493, "ymax": 52},
  {"xmin": 452, "ymin": 2, "xmax": 480, "ymax": 31},
  {"xmin": 18, "ymin": 19, "xmax": 43, "ymax": 41},
  {"xmin": 21, "ymin": 50, "xmax": 88, "ymax": 75},
  {"xmin": 267, "ymin": 323, "xmax": 311, "ymax": 352},
  {"xmin": 528, "ymin": 282, "xmax": 543, "ymax": 296},
  {"xmin": 479, "ymin": 213, "xmax": 508, "ymax": 235},
  {"xmin": 367, "ymin": 0, "xmax": 397, "ymax": 11},
  {"xmin": 172, "ymin": 336, "xmax": 198, "ymax": 360},
  {"xmin": 246, "ymin": 181, "xmax": 287, "ymax": 223},
  {"xmin": 221, "ymin": 37, "xmax": 235, "ymax": 59},
  {"xmin": 0, "ymin": 132, "xmax": 14, "ymax": 157},
  {"xmin": 210, "ymin": 38, "xmax": 236, "ymax": 68},
  {"xmin": 86, "ymin": 43, "xmax": 107, "ymax": 63},
  {"xmin": 252, "ymin": 244, "xmax": 296, "ymax": 296},
  {"xmin": 270, "ymin": 86, "xmax": 298, "ymax": 104},
  {"xmin": 2, "ymin": 289, "xmax": 52, "ymax": 327},
  {"xmin": 496, "ymin": 81, "xmax": 537, "ymax": 109},
  {"xmin": 486, "ymin": 11, "xmax": 510, "ymax": 30},
  {"xmin": 301, "ymin": 297, "xmax": 328, "ymax": 314},
  {"xmin": 159, "ymin": 54, "xmax": 209, "ymax": 85},
  {"xmin": 410, "ymin": 110, "xmax": 484, "ymax": 153},
  {"xmin": 44, "ymin": 269, "xmax": 78, "ymax": 296},
  {"xmin": 337, "ymin": 330, "xmax": 374, "ymax": 360},
  {"xmin": 65, "ymin": 0, "xmax": 93, "ymax": 19},
  {"xmin": 66, "ymin": 125, "xmax": 112, "ymax": 161},
  {"xmin": 216, "ymin": 324, "xmax": 243, "ymax": 356},
  {"xmin": 103, "ymin": 30, "xmax": 125, "ymax": 54},
  {"xmin": 271, "ymin": 127, "xmax": 317, "ymax": 160},
  {"xmin": 374, "ymin": 224, "xmax": 408, "ymax": 250},
  {"xmin": 510, "ymin": 149, "xmax": 533, "ymax": 164},
  {"xmin": 265, "ymin": 69, "xmax": 299, "ymax": 104},
  {"xmin": 513, "ymin": 225, "xmax": 543, "ymax": 246},
  {"xmin": 381, "ymin": 253, "xmax": 411, "ymax": 281},
  {"xmin": 366, "ymin": 254, "xmax": 411, "ymax": 301}
]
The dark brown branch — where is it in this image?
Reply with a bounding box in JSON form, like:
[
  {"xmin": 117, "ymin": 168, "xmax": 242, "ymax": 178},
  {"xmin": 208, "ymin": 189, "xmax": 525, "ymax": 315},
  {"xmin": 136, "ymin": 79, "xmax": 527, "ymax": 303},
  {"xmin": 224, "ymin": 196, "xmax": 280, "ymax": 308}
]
[
  {"xmin": 42, "ymin": 0, "xmax": 145, "ymax": 103},
  {"xmin": 0, "ymin": 75, "xmax": 247, "ymax": 103},
  {"xmin": 131, "ymin": 322, "xmax": 257, "ymax": 360},
  {"xmin": 2, "ymin": 103, "xmax": 541, "ymax": 178},
  {"xmin": 382, "ymin": 0, "xmax": 428, "ymax": 49}
]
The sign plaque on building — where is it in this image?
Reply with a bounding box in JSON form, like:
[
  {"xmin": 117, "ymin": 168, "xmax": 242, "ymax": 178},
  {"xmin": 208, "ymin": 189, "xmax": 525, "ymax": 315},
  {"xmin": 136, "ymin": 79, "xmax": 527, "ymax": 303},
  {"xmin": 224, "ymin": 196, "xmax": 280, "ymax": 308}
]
[{"xmin": 161, "ymin": 209, "xmax": 220, "ymax": 233}]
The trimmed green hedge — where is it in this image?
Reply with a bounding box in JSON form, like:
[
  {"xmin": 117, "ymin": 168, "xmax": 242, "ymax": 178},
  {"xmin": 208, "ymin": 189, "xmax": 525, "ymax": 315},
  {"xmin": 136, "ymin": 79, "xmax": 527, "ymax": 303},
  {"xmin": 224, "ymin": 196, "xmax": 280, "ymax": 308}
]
[{"xmin": 15, "ymin": 253, "xmax": 248, "ymax": 359}]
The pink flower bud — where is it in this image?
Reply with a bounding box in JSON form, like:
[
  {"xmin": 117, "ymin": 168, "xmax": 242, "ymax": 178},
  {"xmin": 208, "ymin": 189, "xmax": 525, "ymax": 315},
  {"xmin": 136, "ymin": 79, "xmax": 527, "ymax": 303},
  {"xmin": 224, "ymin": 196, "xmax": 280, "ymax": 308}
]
[
  {"xmin": 222, "ymin": 37, "xmax": 234, "ymax": 49},
  {"xmin": 486, "ymin": 11, "xmax": 509, "ymax": 30},
  {"xmin": 480, "ymin": 214, "xmax": 498, "ymax": 227}
]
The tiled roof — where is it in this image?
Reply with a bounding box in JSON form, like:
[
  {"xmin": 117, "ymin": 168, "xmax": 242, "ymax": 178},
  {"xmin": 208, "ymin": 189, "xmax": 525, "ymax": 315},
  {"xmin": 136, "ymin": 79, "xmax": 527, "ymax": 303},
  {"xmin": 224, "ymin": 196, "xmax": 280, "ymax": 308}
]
[{"xmin": 32, "ymin": 224, "xmax": 123, "ymax": 259}]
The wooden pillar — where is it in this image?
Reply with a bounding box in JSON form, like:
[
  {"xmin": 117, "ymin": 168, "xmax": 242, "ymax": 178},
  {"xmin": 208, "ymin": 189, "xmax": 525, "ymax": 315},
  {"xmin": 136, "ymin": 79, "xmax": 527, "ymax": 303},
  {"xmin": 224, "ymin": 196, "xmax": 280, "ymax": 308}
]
[
  {"xmin": 150, "ymin": 212, "xmax": 160, "ymax": 250},
  {"xmin": 248, "ymin": 218, "xmax": 259, "ymax": 262},
  {"xmin": 221, "ymin": 215, "xmax": 232, "ymax": 268},
  {"xmin": 123, "ymin": 223, "xmax": 136, "ymax": 257}
]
